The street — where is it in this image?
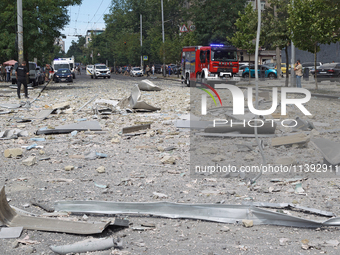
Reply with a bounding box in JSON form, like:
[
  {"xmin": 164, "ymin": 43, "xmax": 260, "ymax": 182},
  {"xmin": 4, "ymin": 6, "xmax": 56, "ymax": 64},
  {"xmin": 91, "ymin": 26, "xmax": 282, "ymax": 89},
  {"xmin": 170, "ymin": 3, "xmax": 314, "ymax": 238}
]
[{"xmin": 1, "ymin": 74, "xmax": 340, "ymax": 254}]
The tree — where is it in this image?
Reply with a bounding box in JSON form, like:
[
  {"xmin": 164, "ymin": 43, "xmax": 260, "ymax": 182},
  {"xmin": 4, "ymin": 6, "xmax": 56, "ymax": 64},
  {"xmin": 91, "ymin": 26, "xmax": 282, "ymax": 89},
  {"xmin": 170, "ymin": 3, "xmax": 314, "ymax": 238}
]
[
  {"xmin": 189, "ymin": 0, "xmax": 248, "ymax": 45},
  {"xmin": 67, "ymin": 36, "xmax": 86, "ymax": 63},
  {"xmin": 288, "ymin": 0, "xmax": 340, "ymax": 89},
  {"xmin": 228, "ymin": 4, "xmax": 257, "ymax": 83},
  {"xmin": 261, "ymin": 0, "xmax": 291, "ymax": 86},
  {"xmin": 0, "ymin": 0, "xmax": 82, "ymax": 65}
]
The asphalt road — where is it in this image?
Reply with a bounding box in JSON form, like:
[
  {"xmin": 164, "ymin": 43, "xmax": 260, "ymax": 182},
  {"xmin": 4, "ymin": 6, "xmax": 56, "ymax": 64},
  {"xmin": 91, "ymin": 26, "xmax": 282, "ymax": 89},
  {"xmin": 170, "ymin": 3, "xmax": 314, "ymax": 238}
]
[{"xmin": 1, "ymin": 74, "xmax": 340, "ymax": 255}]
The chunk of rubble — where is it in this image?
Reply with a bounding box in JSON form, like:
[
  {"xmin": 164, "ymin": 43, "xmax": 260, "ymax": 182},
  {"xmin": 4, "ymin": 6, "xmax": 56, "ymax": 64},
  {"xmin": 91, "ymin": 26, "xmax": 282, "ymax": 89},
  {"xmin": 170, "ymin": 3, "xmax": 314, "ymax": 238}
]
[
  {"xmin": 4, "ymin": 148, "xmax": 23, "ymax": 158},
  {"xmin": 0, "ymin": 129, "xmax": 28, "ymax": 139},
  {"xmin": 137, "ymin": 79, "xmax": 162, "ymax": 91},
  {"xmin": 160, "ymin": 156, "xmax": 176, "ymax": 164},
  {"xmin": 271, "ymin": 133, "xmax": 309, "ymax": 147},
  {"xmin": 118, "ymin": 84, "xmax": 160, "ymax": 111},
  {"xmin": 22, "ymin": 156, "xmax": 37, "ymax": 166}
]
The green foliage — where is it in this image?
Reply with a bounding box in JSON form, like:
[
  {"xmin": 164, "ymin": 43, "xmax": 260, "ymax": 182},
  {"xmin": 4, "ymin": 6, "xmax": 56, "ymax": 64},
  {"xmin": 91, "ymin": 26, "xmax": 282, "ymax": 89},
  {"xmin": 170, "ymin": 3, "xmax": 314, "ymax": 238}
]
[
  {"xmin": 260, "ymin": 0, "xmax": 291, "ymax": 50},
  {"xmin": 0, "ymin": 0, "xmax": 82, "ymax": 64},
  {"xmin": 228, "ymin": 4, "xmax": 257, "ymax": 54},
  {"xmin": 189, "ymin": 0, "xmax": 248, "ymax": 45},
  {"xmin": 288, "ymin": 0, "xmax": 340, "ymax": 88},
  {"xmin": 67, "ymin": 36, "xmax": 86, "ymax": 63},
  {"xmin": 288, "ymin": 0, "xmax": 339, "ymax": 53}
]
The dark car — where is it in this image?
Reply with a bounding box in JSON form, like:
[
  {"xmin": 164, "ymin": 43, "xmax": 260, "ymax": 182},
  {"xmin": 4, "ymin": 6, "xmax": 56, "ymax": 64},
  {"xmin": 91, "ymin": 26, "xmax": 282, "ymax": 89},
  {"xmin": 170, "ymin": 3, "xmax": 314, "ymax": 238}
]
[
  {"xmin": 54, "ymin": 68, "xmax": 73, "ymax": 83},
  {"xmin": 242, "ymin": 65, "xmax": 277, "ymax": 79},
  {"xmin": 302, "ymin": 62, "xmax": 322, "ymax": 74},
  {"xmin": 311, "ymin": 63, "xmax": 340, "ymax": 82},
  {"xmin": 36, "ymin": 66, "xmax": 45, "ymax": 84},
  {"xmin": 172, "ymin": 65, "xmax": 182, "ymax": 75}
]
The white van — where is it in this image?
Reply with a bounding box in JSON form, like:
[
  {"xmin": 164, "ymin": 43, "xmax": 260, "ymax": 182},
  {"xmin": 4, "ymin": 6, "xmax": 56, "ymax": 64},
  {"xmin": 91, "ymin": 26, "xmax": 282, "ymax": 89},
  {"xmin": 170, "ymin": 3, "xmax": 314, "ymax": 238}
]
[
  {"xmin": 52, "ymin": 59, "xmax": 70, "ymax": 72},
  {"xmin": 58, "ymin": 57, "xmax": 75, "ymax": 78},
  {"xmin": 52, "ymin": 59, "xmax": 70, "ymax": 81}
]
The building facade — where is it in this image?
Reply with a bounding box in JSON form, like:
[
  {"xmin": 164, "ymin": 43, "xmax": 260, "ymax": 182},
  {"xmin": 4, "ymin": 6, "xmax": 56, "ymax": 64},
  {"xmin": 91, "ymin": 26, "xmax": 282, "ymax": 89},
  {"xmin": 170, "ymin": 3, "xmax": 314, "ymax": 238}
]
[{"xmin": 85, "ymin": 30, "xmax": 105, "ymax": 48}]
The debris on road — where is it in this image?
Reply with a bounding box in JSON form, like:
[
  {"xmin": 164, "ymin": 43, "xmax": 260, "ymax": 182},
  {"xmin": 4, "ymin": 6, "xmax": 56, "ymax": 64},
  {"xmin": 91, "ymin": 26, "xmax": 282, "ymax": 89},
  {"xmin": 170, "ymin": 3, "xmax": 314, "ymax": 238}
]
[
  {"xmin": 271, "ymin": 133, "xmax": 310, "ymax": 147},
  {"xmin": 137, "ymin": 79, "xmax": 162, "ymax": 91},
  {"xmin": 0, "ymin": 227, "xmax": 23, "ymax": 239},
  {"xmin": 36, "ymin": 120, "xmax": 102, "ymax": 135},
  {"xmin": 54, "ymin": 200, "xmax": 340, "ymax": 228},
  {"xmin": 50, "ymin": 237, "xmax": 123, "ymax": 254},
  {"xmin": 0, "ymin": 187, "xmax": 110, "ymax": 234}
]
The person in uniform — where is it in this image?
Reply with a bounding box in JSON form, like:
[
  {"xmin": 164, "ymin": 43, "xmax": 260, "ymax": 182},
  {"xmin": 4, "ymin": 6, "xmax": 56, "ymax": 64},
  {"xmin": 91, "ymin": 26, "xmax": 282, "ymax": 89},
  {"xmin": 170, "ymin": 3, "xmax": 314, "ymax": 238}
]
[{"xmin": 15, "ymin": 61, "xmax": 29, "ymax": 99}]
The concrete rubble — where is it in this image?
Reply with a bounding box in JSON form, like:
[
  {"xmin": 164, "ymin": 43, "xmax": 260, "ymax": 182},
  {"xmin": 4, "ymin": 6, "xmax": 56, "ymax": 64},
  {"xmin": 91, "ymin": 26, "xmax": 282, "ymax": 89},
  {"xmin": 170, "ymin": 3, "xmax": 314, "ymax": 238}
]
[{"xmin": 1, "ymin": 75, "xmax": 340, "ymax": 254}]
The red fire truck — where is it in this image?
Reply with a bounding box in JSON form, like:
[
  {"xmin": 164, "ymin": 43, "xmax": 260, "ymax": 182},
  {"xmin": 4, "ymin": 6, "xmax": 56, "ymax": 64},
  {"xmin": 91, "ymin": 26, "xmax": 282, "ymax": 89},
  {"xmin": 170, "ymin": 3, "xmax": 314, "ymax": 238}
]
[{"xmin": 181, "ymin": 44, "xmax": 239, "ymax": 86}]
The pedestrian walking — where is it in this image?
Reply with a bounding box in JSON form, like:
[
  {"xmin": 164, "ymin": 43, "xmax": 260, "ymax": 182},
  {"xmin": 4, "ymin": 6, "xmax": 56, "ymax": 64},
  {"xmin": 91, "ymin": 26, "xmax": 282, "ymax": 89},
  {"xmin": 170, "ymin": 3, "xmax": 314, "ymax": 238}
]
[
  {"xmin": 45, "ymin": 64, "xmax": 51, "ymax": 82},
  {"xmin": 146, "ymin": 65, "xmax": 150, "ymax": 77},
  {"xmin": 16, "ymin": 61, "xmax": 29, "ymax": 99},
  {"xmin": 294, "ymin": 59, "xmax": 303, "ymax": 88},
  {"xmin": 152, "ymin": 65, "xmax": 155, "ymax": 75},
  {"xmin": 5, "ymin": 65, "xmax": 11, "ymax": 82}
]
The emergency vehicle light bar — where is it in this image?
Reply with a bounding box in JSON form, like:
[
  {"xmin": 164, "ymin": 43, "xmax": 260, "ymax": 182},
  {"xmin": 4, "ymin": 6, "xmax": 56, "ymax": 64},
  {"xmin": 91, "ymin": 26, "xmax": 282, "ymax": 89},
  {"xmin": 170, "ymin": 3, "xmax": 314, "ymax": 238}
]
[{"xmin": 210, "ymin": 44, "xmax": 224, "ymax": 47}]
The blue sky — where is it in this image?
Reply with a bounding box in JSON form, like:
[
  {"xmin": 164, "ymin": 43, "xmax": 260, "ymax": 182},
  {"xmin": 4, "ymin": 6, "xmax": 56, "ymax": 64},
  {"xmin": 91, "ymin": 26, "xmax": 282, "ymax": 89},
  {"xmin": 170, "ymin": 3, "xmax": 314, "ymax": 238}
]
[{"xmin": 61, "ymin": 0, "xmax": 112, "ymax": 52}]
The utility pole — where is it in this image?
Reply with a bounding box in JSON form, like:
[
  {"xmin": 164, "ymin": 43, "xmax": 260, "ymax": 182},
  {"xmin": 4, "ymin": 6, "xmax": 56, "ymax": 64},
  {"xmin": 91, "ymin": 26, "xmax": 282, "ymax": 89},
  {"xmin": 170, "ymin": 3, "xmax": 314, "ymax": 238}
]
[
  {"xmin": 161, "ymin": 0, "xmax": 165, "ymax": 77},
  {"xmin": 140, "ymin": 14, "xmax": 143, "ymax": 69},
  {"xmin": 17, "ymin": 0, "xmax": 24, "ymax": 64},
  {"xmin": 290, "ymin": 0, "xmax": 295, "ymax": 87},
  {"xmin": 274, "ymin": 5, "xmax": 281, "ymax": 79}
]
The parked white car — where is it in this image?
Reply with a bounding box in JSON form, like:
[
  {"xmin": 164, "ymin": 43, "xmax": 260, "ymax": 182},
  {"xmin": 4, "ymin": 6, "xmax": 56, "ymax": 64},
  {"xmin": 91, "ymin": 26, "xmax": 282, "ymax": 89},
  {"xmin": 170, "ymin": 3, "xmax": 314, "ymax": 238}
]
[{"xmin": 130, "ymin": 67, "xmax": 144, "ymax": 77}]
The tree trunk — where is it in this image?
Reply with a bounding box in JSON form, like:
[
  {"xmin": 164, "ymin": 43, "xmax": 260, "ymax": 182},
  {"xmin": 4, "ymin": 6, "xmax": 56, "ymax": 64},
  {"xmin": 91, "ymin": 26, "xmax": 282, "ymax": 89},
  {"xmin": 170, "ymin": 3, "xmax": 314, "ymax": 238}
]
[
  {"xmin": 285, "ymin": 47, "xmax": 289, "ymax": 87},
  {"xmin": 314, "ymin": 45, "xmax": 318, "ymax": 90}
]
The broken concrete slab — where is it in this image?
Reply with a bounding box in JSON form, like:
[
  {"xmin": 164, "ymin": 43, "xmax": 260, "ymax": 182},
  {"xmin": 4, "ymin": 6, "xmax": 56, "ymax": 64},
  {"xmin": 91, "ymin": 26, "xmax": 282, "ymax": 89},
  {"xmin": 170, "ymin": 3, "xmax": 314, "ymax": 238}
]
[
  {"xmin": 137, "ymin": 79, "xmax": 162, "ymax": 91},
  {"xmin": 36, "ymin": 121, "xmax": 102, "ymax": 135},
  {"xmin": 122, "ymin": 124, "xmax": 151, "ymax": 134},
  {"xmin": 0, "ymin": 187, "xmax": 110, "ymax": 235},
  {"xmin": 0, "ymin": 129, "xmax": 28, "ymax": 139},
  {"xmin": 311, "ymin": 138, "xmax": 340, "ymax": 165},
  {"xmin": 22, "ymin": 156, "xmax": 37, "ymax": 166},
  {"xmin": 271, "ymin": 133, "xmax": 309, "ymax": 147},
  {"xmin": 51, "ymin": 102, "xmax": 70, "ymax": 110},
  {"xmin": 0, "ymin": 227, "xmax": 23, "ymax": 239},
  {"xmin": 93, "ymin": 99, "xmax": 119, "ymax": 115},
  {"xmin": 119, "ymin": 84, "xmax": 160, "ymax": 111},
  {"xmin": 54, "ymin": 200, "xmax": 340, "ymax": 228},
  {"xmin": 4, "ymin": 148, "xmax": 23, "ymax": 158},
  {"xmin": 204, "ymin": 121, "xmax": 276, "ymax": 134},
  {"xmin": 34, "ymin": 109, "xmax": 54, "ymax": 120}
]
